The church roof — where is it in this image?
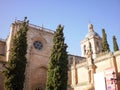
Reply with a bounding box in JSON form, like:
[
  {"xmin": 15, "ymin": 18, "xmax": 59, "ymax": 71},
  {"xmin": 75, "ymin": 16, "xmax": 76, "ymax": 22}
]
[{"xmin": 14, "ymin": 20, "xmax": 55, "ymax": 34}]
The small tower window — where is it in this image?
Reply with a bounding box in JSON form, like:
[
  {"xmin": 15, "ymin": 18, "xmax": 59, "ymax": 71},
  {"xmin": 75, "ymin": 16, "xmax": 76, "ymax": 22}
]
[
  {"xmin": 96, "ymin": 41, "xmax": 100, "ymax": 53},
  {"xmin": 84, "ymin": 45, "xmax": 86, "ymax": 54},
  {"xmin": 89, "ymin": 42, "xmax": 92, "ymax": 51}
]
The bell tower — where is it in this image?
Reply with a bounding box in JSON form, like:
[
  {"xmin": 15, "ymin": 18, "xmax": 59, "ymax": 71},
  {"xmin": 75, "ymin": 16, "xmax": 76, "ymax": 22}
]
[{"xmin": 80, "ymin": 24, "xmax": 102, "ymax": 59}]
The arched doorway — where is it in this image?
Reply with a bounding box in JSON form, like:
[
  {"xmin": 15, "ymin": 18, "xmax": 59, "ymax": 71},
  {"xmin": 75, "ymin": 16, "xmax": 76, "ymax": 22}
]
[
  {"xmin": 33, "ymin": 66, "xmax": 47, "ymax": 90},
  {"xmin": 35, "ymin": 85, "xmax": 45, "ymax": 90}
]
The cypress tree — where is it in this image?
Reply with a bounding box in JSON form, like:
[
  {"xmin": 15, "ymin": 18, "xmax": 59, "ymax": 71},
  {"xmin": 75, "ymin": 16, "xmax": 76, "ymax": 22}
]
[
  {"xmin": 102, "ymin": 29, "xmax": 110, "ymax": 52},
  {"xmin": 3, "ymin": 17, "xmax": 29, "ymax": 90},
  {"xmin": 113, "ymin": 35, "xmax": 119, "ymax": 51},
  {"xmin": 46, "ymin": 25, "xmax": 68, "ymax": 90}
]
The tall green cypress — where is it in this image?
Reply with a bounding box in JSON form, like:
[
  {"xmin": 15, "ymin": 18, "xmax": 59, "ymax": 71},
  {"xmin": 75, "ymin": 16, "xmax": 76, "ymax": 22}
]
[
  {"xmin": 113, "ymin": 35, "xmax": 119, "ymax": 52},
  {"xmin": 46, "ymin": 25, "xmax": 68, "ymax": 90},
  {"xmin": 3, "ymin": 17, "xmax": 29, "ymax": 90},
  {"xmin": 102, "ymin": 29, "xmax": 110, "ymax": 52}
]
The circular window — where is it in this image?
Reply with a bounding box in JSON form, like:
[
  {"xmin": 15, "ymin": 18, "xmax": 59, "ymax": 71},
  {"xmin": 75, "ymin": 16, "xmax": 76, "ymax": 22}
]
[{"xmin": 33, "ymin": 41, "xmax": 43, "ymax": 50}]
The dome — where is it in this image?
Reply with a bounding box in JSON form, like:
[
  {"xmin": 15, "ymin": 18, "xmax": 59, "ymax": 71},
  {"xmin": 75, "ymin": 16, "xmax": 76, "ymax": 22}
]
[
  {"xmin": 85, "ymin": 31, "xmax": 100, "ymax": 38},
  {"xmin": 85, "ymin": 23, "xmax": 100, "ymax": 38}
]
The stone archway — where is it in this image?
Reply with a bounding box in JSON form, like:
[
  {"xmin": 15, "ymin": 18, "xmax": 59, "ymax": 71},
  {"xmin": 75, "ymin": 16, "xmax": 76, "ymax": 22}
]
[
  {"xmin": 34, "ymin": 84, "xmax": 45, "ymax": 90},
  {"xmin": 33, "ymin": 66, "xmax": 47, "ymax": 90}
]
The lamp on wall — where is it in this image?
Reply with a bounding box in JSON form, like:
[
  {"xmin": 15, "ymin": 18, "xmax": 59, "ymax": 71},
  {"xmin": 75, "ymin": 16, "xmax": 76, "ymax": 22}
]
[
  {"xmin": 111, "ymin": 72, "xmax": 117, "ymax": 84},
  {"xmin": 111, "ymin": 71, "xmax": 120, "ymax": 90}
]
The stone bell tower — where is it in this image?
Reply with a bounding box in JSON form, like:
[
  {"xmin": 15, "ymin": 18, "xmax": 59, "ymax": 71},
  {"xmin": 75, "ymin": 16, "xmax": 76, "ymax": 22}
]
[{"xmin": 80, "ymin": 23, "xmax": 102, "ymax": 59}]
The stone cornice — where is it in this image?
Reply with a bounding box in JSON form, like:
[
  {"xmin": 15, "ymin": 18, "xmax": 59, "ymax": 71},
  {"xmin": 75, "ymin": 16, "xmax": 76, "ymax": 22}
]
[
  {"xmin": 15, "ymin": 20, "xmax": 54, "ymax": 35},
  {"xmin": 113, "ymin": 50, "xmax": 120, "ymax": 56},
  {"xmin": 95, "ymin": 52, "xmax": 113, "ymax": 63},
  {"xmin": 70, "ymin": 61, "xmax": 87, "ymax": 69}
]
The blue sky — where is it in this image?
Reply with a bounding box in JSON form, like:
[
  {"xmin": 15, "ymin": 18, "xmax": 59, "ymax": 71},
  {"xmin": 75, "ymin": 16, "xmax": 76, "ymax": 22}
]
[{"xmin": 0, "ymin": 0, "xmax": 120, "ymax": 56}]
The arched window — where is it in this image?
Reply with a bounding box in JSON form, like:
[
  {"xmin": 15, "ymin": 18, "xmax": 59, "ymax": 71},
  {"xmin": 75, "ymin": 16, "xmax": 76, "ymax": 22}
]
[
  {"xmin": 84, "ymin": 45, "xmax": 86, "ymax": 54},
  {"xmin": 89, "ymin": 42, "xmax": 92, "ymax": 51},
  {"xmin": 96, "ymin": 41, "xmax": 100, "ymax": 53}
]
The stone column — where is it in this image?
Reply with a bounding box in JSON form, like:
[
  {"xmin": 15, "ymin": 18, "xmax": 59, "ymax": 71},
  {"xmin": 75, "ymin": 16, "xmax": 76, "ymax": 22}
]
[
  {"xmin": 88, "ymin": 65, "xmax": 96, "ymax": 84},
  {"xmin": 71, "ymin": 57, "xmax": 78, "ymax": 86},
  {"xmin": 86, "ymin": 40, "xmax": 96, "ymax": 90}
]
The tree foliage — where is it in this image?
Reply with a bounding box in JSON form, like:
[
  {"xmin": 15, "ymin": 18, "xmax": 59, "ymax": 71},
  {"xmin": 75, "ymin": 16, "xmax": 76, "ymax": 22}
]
[
  {"xmin": 101, "ymin": 29, "xmax": 110, "ymax": 52},
  {"xmin": 3, "ymin": 17, "xmax": 29, "ymax": 90},
  {"xmin": 46, "ymin": 25, "xmax": 68, "ymax": 90},
  {"xmin": 113, "ymin": 35, "xmax": 119, "ymax": 52}
]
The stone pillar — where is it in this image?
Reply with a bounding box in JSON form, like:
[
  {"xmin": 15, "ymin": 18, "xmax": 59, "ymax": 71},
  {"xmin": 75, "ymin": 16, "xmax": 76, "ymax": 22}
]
[
  {"xmin": 86, "ymin": 41, "xmax": 96, "ymax": 90},
  {"xmin": 24, "ymin": 46, "xmax": 33, "ymax": 90},
  {"xmin": 88, "ymin": 65, "xmax": 96, "ymax": 84},
  {"xmin": 71, "ymin": 57, "xmax": 78, "ymax": 86}
]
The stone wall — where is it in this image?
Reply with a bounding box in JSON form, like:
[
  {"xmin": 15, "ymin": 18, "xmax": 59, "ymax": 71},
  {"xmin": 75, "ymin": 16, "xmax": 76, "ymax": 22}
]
[
  {"xmin": 24, "ymin": 24, "xmax": 54, "ymax": 90},
  {"xmin": 70, "ymin": 51, "xmax": 120, "ymax": 90},
  {"xmin": 0, "ymin": 40, "xmax": 5, "ymax": 56}
]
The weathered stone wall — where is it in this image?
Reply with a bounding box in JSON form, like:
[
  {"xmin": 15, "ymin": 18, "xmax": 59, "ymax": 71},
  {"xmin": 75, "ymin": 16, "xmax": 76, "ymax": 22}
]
[
  {"xmin": 0, "ymin": 40, "xmax": 5, "ymax": 56},
  {"xmin": 3, "ymin": 21, "xmax": 54, "ymax": 90},
  {"xmin": 25, "ymin": 25, "xmax": 54, "ymax": 90},
  {"xmin": 70, "ymin": 51, "xmax": 120, "ymax": 90},
  {"xmin": 95, "ymin": 52, "xmax": 114, "ymax": 72},
  {"xmin": 77, "ymin": 65, "xmax": 89, "ymax": 85}
]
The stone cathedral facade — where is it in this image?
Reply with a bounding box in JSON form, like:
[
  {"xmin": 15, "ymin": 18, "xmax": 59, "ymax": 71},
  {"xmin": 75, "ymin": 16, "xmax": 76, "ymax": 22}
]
[{"xmin": 0, "ymin": 20, "xmax": 120, "ymax": 90}]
